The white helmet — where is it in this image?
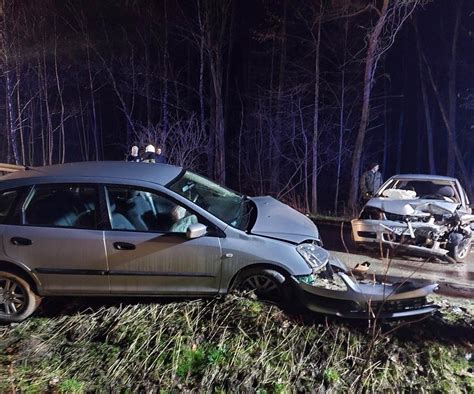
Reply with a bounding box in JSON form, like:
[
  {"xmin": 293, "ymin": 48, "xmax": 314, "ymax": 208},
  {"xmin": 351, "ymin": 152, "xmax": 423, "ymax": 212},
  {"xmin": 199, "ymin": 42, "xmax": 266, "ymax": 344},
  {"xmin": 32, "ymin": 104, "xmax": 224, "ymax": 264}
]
[{"xmin": 145, "ymin": 144, "xmax": 156, "ymax": 153}]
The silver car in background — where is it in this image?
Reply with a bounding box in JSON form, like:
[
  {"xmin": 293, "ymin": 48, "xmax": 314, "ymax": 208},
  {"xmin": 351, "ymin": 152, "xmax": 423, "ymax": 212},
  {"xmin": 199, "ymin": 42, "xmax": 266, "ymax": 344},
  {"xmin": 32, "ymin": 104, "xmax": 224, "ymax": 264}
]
[
  {"xmin": 352, "ymin": 174, "xmax": 474, "ymax": 263},
  {"xmin": 0, "ymin": 162, "xmax": 437, "ymax": 322}
]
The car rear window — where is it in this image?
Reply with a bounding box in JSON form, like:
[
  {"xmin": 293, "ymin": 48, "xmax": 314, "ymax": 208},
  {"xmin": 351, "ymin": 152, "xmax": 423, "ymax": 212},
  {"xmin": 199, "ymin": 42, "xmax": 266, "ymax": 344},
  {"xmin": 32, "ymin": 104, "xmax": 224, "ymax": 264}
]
[{"xmin": 0, "ymin": 189, "xmax": 19, "ymax": 224}]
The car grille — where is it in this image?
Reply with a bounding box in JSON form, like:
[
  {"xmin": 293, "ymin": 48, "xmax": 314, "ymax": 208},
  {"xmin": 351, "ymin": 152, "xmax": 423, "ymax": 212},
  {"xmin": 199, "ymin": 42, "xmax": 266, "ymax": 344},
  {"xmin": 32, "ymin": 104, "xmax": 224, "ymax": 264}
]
[{"xmin": 366, "ymin": 297, "xmax": 428, "ymax": 313}]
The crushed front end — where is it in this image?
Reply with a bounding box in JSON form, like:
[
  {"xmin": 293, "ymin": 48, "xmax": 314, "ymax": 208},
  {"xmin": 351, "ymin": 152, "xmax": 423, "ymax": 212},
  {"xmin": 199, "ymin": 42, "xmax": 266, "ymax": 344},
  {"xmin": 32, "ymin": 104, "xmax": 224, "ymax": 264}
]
[
  {"xmin": 292, "ymin": 248, "xmax": 438, "ymax": 319},
  {"xmin": 352, "ymin": 201, "xmax": 474, "ymax": 263}
]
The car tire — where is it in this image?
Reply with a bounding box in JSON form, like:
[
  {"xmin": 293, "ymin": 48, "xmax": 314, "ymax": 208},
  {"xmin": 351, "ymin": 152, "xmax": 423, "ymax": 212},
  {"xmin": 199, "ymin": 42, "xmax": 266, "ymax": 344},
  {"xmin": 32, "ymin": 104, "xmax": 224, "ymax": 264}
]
[
  {"xmin": 233, "ymin": 268, "xmax": 290, "ymax": 305},
  {"xmin": 0, "ymin": 271, "xmax": 41, "ymax": 322},
  {"xmin": 447, "ymin": 233, "xmax": 472, "ymax": 263},
  {"xmin": 448, "ymin": 242, "xmax": 472, "ymax": 263}
]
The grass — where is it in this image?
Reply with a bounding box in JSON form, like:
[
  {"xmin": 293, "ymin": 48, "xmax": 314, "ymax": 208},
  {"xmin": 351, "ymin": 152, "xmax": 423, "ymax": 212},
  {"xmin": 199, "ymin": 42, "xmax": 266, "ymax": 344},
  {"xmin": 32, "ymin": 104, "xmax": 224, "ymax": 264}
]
[{"xmin": 0, "ymin": 294, "xmax": 472, "ymax": 392}]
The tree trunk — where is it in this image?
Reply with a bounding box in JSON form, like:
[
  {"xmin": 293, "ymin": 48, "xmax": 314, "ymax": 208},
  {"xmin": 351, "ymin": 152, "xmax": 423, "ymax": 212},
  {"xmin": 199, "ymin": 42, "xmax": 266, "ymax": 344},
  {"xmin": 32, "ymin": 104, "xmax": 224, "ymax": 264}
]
[
  {"xmin": 311, "ymin": 4, "xmax": 322, "ymax": 214},
  {"xmin": 86, "ymin": 45, "xmax": 99, "ymax": 160},
  {"xmin": 54, "ymin": 34, "xmax": 66, "ymax": 164},
  {"xmin": 415, "ymin": 21, "xmax": 436, "ymax": 174},
  {"xmin": 162, "ymin": 0, "xmax": 169, "ymax": 140},
  {"xmin": 210, "ymin": 53, "xmax": 226, "ymax": 184},
  {"xmin": 197, "ymin": 0, "xmax": 206, "ymax": 164},
  {"xmin": 446, "ymin": 0, "xmax": 462, "ymax": 176},
  {"xmin": 348, "ymin": 0, "xmax": 389, "ymax": 213},
  {"xmin": 271, "ymin": 0, "xmax": 287, "ymax": 192},
  {"xmin": 204, "ymin": 0, "xmax": 230, "ymax": 185},
  {"xmin": 1, "ymin": 0, "xmax": 19, "ymax": 164},
  {"xmin": 395, "ymin": 111, "xmax": 404, "ymax": 174},
  {"xmin": 423, "ymin": 52, "xmax": 471, "ymax": 193},
  {"xmin": 335, "ymin": 19, "xmax": 349, "ymax": 214},
  {"xmin": 207, "ymin": 75, "xmax": 215, "ymax": 177},
  {"xmin": 15, "ymin": 60, "xmax": 25, "ymax": 165}
]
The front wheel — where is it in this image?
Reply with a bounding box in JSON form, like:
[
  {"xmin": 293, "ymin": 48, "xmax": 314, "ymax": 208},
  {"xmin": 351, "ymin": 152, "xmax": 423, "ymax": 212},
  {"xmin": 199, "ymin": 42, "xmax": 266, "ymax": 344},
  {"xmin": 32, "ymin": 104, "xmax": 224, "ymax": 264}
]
[
  {"xmin": 0, "ymin": 271, "xmax": 41, "ymax": 323},
  {"xmin": 233, "ymin": 268, "xmax": 289, "ymax": 305},
  {"xmin": 448, "ymin": 242, "xmax": 472, "ymax": 263},
  {"xmin": 447, "ymin": 233, "xmax": 472, "ymax": 263}
]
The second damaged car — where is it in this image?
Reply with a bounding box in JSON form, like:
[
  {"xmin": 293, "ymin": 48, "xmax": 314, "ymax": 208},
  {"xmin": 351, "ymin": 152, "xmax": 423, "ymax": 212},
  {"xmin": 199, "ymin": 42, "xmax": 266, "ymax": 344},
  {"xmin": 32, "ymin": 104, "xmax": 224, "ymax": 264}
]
[
  {"xmin": 0, "ymin": 163, "xmax": 437, "ymax": 322},
  {"xmin": 352, "ymin": 174, "xmax": 474, "ymax": 263}
]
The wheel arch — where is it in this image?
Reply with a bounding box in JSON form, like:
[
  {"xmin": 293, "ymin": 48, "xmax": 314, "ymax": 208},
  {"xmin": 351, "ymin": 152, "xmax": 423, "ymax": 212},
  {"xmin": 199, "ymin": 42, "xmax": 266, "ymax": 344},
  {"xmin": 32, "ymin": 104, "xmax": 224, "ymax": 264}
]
[
  {"xmin": 227, "ymin": 263, "xmax": 292, "ymax": 293},
  {"xmin": 0, "ymin": 260, "xmax": 40, "ymax": 294}
]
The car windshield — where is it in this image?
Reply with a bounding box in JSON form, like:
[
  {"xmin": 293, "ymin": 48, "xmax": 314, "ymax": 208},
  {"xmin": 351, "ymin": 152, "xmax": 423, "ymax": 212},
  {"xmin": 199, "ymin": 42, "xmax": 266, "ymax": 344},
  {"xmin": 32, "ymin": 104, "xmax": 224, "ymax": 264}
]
[
  {"xmin": 377, "ymin": 179, "xmax": 459, "ymax": 202},
  {"xmin": 168, "ymin": 171, "xmax": 252, "ymax": 230}
]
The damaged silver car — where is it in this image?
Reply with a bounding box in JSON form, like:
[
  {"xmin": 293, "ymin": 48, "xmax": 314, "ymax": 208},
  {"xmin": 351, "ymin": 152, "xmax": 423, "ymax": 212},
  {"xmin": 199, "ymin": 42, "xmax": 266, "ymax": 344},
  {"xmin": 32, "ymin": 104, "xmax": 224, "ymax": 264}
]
[
  {"xmin": 352, "ymin": 174, "xmax": 474, "ymax": 263},
  {"xmin": 0, "ymin": 163, "xmax": 438, "ymax": 322}
]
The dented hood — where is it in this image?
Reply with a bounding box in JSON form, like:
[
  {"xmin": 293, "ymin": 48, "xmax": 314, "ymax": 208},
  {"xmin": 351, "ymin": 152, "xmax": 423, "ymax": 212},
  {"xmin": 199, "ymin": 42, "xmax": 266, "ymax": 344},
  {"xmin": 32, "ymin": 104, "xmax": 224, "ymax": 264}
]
[
  {"xmin": 366, "ymin": 198, "xmax": 459, "ymax": 216},
  {"xmin": 249, "ymin": 196, "xmax": 320, "ymax": 243}
]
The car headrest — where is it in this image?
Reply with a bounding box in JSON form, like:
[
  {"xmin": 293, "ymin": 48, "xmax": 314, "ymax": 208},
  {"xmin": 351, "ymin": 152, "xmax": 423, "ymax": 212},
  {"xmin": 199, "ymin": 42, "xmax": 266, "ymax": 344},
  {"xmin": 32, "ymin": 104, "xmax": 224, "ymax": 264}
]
[{"xmin": 437, "ymin": 185, "xmax": 455, "ymax": 198}]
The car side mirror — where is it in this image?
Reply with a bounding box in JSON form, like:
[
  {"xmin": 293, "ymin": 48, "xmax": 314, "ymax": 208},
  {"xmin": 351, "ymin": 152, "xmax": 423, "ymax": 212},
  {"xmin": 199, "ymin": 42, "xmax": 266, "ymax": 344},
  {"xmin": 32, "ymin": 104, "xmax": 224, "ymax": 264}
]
[{"xmin": 186, "ymin": 223, "xmax": 207, "ymax": 239}]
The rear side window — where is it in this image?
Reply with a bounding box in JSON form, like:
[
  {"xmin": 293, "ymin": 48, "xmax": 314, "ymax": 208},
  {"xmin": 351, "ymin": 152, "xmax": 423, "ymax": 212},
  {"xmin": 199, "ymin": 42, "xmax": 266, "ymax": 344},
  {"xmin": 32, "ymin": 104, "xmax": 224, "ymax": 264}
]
[
  {"xmin": 23, "ymin": 184, "xmax": 99, "ymax": 229},
  {"xmin": 0, "ymin": 190, "xmax": 19, "ymax": 224}
]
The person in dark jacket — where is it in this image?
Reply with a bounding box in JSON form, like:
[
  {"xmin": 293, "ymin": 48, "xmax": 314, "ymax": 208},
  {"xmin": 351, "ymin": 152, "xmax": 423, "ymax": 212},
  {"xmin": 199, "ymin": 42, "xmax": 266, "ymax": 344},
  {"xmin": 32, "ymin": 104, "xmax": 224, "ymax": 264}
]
[
  {"xmin": 360, "ymin": 162, "xmax": 383, "ymax": 201},
  {"xmin": 155, "ymin": 146, "xmax": 168, "ymax": 164},
  {"xmin": 126, "ymin": 145, "xmax": 140, "ymax": 162}
]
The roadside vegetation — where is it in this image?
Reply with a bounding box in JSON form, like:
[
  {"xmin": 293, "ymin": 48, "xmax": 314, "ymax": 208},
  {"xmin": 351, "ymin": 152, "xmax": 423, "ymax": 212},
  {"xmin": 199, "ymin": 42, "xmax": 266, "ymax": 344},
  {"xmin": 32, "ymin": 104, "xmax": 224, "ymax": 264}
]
[{"xmin": 0, "ymin": 294, "xmax": 472, "ymax": 392}]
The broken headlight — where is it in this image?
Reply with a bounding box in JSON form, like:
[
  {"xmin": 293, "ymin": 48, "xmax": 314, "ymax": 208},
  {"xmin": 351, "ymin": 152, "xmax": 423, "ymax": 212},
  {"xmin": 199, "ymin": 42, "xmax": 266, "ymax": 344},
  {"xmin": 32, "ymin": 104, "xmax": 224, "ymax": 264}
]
[{"xmin": 296, "ymin": 243, "xmax": 329, "ymax": 271}]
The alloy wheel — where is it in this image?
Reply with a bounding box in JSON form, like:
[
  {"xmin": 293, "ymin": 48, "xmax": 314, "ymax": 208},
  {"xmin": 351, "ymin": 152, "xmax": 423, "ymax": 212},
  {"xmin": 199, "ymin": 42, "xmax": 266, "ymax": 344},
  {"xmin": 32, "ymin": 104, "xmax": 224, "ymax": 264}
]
[
  {"xmin": 239, "ymin": 274, "xmax": 281, "ymax": 300},
  {"xmin": 0, "ymin": 277, "xmax": 26, "ymax": 315},
  {"xmin": 457, "ymin": 242, "xmax": 471, "ymax": 260}
]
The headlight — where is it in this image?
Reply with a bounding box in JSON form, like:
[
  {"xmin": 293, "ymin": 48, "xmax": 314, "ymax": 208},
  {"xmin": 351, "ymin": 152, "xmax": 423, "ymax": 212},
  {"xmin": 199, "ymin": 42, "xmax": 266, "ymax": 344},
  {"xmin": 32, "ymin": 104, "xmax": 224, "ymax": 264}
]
[{"xmin": 296, "ymin": 243, "xmax": 329, "ymax": 271}]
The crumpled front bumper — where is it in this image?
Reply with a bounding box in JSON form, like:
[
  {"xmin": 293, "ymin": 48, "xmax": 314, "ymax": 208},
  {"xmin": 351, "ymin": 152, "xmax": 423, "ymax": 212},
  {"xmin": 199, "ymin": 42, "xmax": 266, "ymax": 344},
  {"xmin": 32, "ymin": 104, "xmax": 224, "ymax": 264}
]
[
  {"xmin": 351, "ymin": 218, "xmax": 451, "ymax": 260},
  {"xmin": 292, "ymin": 271, "xmax": 439, "ymax": 319}
]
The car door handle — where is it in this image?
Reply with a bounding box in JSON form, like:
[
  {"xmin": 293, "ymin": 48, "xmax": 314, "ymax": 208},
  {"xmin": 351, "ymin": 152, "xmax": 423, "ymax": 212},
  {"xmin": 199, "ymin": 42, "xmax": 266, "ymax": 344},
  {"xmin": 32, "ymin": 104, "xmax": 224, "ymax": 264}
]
[
  {"xmin": 113, "ymin": 242, "xmax": 136, "ymax": 251},
  {"xmin": 11, "ymin": 237, "xmax": 32, "ymax": 246}
]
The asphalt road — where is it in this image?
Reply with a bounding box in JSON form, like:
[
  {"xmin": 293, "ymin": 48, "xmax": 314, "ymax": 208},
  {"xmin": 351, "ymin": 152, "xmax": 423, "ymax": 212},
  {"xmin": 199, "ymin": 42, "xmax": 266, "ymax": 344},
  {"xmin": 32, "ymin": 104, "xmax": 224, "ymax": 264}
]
[{"xmin": 315, "ymin": 220, "xmax": 474, "ymax": 299}]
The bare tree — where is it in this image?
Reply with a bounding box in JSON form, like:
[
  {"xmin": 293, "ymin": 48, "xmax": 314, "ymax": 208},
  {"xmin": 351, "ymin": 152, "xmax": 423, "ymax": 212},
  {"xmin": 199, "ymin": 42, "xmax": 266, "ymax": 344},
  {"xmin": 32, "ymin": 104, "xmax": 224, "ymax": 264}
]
[
  {"xmin": 0, "ymin": 0, "xmax": 19, "ymax": 164},
  {"xmin": 415, "ymin": 19, "xmax": 435, "ymax": 174},
  {"xmin": 202, "ymin": 0, "xmax": 232, "ymax": 184},
  {"xmin": 348, "ymin": 0, "xmax": 422, "ymax": 213}
]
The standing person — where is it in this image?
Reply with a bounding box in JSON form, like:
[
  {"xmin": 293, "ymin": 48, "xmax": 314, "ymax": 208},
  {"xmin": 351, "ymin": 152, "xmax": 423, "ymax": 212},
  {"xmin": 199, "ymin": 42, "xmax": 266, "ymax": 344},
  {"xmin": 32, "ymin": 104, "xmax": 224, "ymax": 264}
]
[
  {"xmin": 142, "ymin": 144, "xmax": 157, "ymax": 163},
  {"xmin": 126, "ymin": 145, "xmax": 140, "ymax": 162},
  {"xmin": 360, "ymin": 162, "xmax": 383, "ymax": 201},
  {"xmin": 155, "ymin": 146, "xmax": 168, "ymax": 164}
]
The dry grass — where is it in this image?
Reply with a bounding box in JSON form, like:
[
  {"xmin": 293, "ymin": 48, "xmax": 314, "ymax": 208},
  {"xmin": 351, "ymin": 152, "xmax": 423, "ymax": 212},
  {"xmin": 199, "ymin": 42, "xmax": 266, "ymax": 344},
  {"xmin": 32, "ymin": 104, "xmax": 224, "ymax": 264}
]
[{"xmin": 0, "ymin": 294, "xmax": 472, "ymax": 392}]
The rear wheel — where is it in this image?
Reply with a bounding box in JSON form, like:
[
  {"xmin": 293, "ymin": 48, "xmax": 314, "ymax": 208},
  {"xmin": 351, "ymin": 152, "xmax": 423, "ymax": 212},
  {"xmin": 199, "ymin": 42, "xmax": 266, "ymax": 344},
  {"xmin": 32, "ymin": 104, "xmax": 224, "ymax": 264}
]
[{"xmin": 0, "ymin": 271, "xmax": 41, "ymax": 322}]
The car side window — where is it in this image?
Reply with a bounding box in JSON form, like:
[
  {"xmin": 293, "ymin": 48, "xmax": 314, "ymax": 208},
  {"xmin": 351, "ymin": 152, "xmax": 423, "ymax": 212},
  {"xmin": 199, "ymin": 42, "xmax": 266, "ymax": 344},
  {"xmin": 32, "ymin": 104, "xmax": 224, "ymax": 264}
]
[
  {"xmin": 105, "ymin": 186, "xmax": 197, "ymax": 233},
  {"xmin": 23, "ymin": 184, "xmax": 99, "ymax": 229},
  {"xmin": 0, "ymin": 189, "xmax": 19, "ymax": 224}
]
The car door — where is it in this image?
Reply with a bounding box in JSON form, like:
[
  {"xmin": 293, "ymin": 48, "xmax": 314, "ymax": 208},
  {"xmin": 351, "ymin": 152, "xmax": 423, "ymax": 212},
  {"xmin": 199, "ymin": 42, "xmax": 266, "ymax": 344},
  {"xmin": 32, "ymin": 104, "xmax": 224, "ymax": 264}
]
[
  {"xmin": 103, "ymin": 184, "xmax": 222, "ymax": 295},
  {"xmin": 1, "ymin": 183, "xmax": 108, "ymax": 295}
]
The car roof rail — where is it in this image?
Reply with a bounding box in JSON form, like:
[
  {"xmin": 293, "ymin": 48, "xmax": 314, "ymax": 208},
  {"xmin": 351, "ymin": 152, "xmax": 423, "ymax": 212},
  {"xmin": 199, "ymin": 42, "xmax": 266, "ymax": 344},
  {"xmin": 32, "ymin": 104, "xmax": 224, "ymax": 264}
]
[{"xmin": 0, "ymin": 163, "xmax": 29, "ymax": 173}]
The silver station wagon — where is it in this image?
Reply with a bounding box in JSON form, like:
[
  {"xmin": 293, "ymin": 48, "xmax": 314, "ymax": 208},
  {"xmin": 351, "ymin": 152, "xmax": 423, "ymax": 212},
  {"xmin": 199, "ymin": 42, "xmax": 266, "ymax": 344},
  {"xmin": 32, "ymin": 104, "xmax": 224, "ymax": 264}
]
[{"xmin": 0, "ymin": 162, "xmax": 437, "ymax": 322}]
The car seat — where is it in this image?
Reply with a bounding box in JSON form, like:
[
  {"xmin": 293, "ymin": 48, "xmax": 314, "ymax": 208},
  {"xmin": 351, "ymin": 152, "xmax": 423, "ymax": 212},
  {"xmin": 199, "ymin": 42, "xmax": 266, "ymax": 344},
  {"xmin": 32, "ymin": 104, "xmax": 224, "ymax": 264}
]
[
  {"xmin": 437, "ymin": 185, "xmax": 455, "ymax": 198},
  {"xmin": 109, "ymin": 202, "xmax": 135, "ymax": 230},
  {"xmin": 122, "ymin": 190, "xmax": 154, "ymax": 231}
]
